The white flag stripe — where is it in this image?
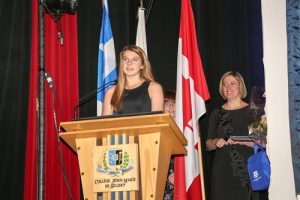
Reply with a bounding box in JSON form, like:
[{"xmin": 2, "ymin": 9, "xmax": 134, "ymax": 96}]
[
  {"xmin": 184, "ymin": 124, "xmax": 200, "ymax": 188},
  {"xmin": 195, "ymin": 93, "xmax": 206, "ymax": 120},
  {"xmin": 97, "ymin": 101, "xmax": 103, "ymax": 116},
  {"xmin": 176, "ymin": 39, "xmax": 184, "ymax": 131},
  {"xmin": 102, "ymin": 38, "xmax": 116, "ymax": 76},
  {"xmin": 136, "ymin": 7, "xmax": 147, "ymax": 55},
  {"xmin": 181, "ymin": 57, "xmax": 190, "ymax": 79}
]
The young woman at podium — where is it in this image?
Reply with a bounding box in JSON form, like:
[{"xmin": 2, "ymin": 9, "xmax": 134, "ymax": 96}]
[{"xmin": 102, "ymin": 45, "xmax": 164, "ymax": 115}]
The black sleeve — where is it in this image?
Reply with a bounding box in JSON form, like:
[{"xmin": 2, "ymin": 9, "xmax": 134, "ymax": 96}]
[{"xmin": 207, "ymin": 108, "xmax": 218, "ymax": 139}]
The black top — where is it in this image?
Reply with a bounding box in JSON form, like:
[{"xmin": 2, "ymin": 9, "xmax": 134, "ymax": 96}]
[
  {"xmin": 207, "ymin": 106, "xmax": 265, "ymax": 200},
  {"xmin": 115, "ymin": 81, "xmax": 151, "ymax": 115}
]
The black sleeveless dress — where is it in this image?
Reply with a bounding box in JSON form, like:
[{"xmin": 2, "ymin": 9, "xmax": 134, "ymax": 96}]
[{"xmin": 115, "ymin": 81, "xmax": 151, "ymax": 115}]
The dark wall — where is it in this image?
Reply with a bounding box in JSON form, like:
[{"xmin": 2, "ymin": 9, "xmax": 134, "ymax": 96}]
[
  {"xmin": 0, "ymin": 1, "xmax": 31, "ymax": 199},
  {"xmin": 77, "ymin": 0, "xmax": 263, "ymax": 117}
]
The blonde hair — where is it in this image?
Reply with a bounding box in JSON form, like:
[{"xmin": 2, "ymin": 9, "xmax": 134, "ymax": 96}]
[
  {"xmin": 219, "ymin": 71, "xmax": 247, "ymax": 99},
  {"xmin": 111, "ymin": 45, "xmax": 155, "ymax": 111}
]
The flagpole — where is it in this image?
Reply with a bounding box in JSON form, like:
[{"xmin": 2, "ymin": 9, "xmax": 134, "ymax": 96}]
[
  {"xmin": 197, "ymin": 137, "xmax": 206, "ymax": 200},
  {"xmin": 37, "ymin": 1, "xmax": 46, "ymax": 199},
  {"xmin": 136, "ymin": 0, "xmax": 147, "ymax": 55},
  {"xmin": 139, "ymin": 0, "xmax": 143, "ymax": 8}
]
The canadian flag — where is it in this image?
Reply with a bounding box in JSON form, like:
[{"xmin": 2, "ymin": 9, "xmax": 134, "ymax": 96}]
[{"xmin": 174, "ymin": 0, "xmax": 210, "ymax": 199}]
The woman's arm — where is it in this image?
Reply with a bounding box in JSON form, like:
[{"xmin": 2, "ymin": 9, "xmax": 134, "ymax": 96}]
[
  {"xmin": 148, "ymin": 82, "xmax": 164, "ymax": 112},
  {"xmin": 206, "ymin": 139, "xmax": 218, "ymax": 151},
  {"xmin": 102, "ymin": 86, "xmax": 116, "ymax": 116},
  {"xmin": 227, "ymin": 139, "xmax": 255, "ymax": 148},
  {"xmin": 206, "ymin": 138, "xmax": 228, "ymax": 151}
]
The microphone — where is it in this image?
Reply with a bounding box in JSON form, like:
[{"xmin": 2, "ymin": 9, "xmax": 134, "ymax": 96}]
[
  {"xmin": 73, "ymin": 80, "xmax": 117, "ymax": 119},
  {"xmin": 45, "ymin": 72, "xmax": 55, "ymax": 89}
]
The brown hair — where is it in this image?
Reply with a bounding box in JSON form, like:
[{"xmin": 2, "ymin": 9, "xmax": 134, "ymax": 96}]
[
  {"xmin": 219, "ymin": 71, "xmax": 247, "ymax": 99},
  {"xmin": 164, "ymin": 90, "xmax": 176, "ymax": 101},
  {"xmin": 111, "ymin": 45, "xmax": 155, "ymax": 111}
]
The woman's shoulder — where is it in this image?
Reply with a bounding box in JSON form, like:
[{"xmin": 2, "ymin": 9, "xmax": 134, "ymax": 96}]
[
  {"xmin": 105, "ymin": 85, "xmax": 116, "ymax": 95},
  {"xmin": 209, "ymin": 106, "xmax": 231, "ymax": 121},
  {"xmin": 148, "ymin": 81, "xmax": 163, "ymax": 90},
  {"xmin": 209, "ymin": 108, "xmax": 220, "ymax": 116},
  {"xmin": 148, "ymin": 81, "xmax": 164, "ymax": 100},
  {"xmin": 149, "ymin": 81, "xmax": 161, "ymax": 87}
]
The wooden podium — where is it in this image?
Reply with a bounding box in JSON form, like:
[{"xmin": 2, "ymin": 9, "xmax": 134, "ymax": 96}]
[{"xmin": 60, "ymin": 112, "xmax": 187, "ymax": 200}]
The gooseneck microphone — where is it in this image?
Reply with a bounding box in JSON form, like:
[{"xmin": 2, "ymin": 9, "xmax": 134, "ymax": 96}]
[{"xmin": 73, "ymin": 80, "xmax": 117, "ymax": 119}]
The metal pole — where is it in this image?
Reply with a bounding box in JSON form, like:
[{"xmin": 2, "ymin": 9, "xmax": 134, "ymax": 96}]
[
  {"xmin": 38, "ymin": 0, "xmax": 45, "ymax": 199},
  {"xmin": 140, "ymin": 0, "xmax": 143, "ymax": 8}
]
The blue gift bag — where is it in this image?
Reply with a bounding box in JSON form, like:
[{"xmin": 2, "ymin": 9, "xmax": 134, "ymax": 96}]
[{"xmin": 247, "ymin": 144, "xmax": 270, "ymax": 191}]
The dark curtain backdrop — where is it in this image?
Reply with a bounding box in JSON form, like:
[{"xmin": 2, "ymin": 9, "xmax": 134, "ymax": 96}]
[
  {"xmin": 77, "ymin": 0, "xmax": 263, "ymax": 117},
  {"xmin": 0, "ymin": 0, "xmax": 263, "ymax": 199},
  {"xmin": 0, "ymin": 1, "xmax": 31, "ymax": 199}
]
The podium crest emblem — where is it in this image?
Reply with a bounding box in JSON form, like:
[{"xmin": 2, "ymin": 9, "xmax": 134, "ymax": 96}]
[{"xmin": 97, "ymin": 148, "xmax": 133, "ymax": 176}]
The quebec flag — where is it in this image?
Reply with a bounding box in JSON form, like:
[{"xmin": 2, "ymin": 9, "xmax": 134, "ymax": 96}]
[{"xmin": 97, "ymin": 0, "xmax": 117, "ymax": 116}]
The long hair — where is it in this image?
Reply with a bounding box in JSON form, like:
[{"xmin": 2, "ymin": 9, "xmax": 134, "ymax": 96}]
[{"xmin": 111, "ymin": 45, "xmax": 155, "ymax": 111}]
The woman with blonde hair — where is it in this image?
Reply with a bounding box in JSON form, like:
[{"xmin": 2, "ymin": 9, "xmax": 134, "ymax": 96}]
[
  {"xmin": 102, "ymin": 45, "xmax": 164, "ymax": 115},
  {"xmin": 206, "ymin": 71, "xmax": 267, "ymax": 200}
]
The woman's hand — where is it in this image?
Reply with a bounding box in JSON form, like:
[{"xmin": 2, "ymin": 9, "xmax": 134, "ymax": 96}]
[
  {"xmin": 206, "ymin": 138, "xmax": 228, "ymax": 151},
  {"xmin": 215, "ymin": 138, "xmax": 228, "ymax": 148}
]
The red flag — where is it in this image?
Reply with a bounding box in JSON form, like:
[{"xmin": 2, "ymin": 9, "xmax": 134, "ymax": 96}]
[{"xmin": 174, "ymin": 0, "xmax": 210, "ymax": 199}]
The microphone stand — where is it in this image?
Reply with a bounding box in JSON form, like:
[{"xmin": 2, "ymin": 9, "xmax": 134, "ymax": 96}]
[
  {"xmin": 37, "ymin": 1, "xmax": 78, "ymax": 199},
  {"xmin": 73, "ymin": 80, "xmax": 116, "ymax": 119},
  {"xmin": 38, "ymin": 1, "xmax": 45, "ymax": 199}
]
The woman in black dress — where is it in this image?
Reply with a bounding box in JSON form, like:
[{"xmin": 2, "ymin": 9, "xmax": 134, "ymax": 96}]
[
  {"xmin": 102, "ymin": 45, "xmax": 164, "ymax": 115},
  {"xmin": 206, "ymin": 71, "xmax": 267, "ymax": 200}
]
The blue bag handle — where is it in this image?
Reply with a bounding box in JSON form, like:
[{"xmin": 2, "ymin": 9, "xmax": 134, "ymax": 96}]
[{"xmin": 254, "ymin": 143, "xmax": 265, "ymax": 154}]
